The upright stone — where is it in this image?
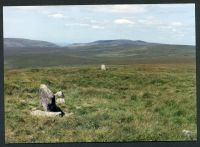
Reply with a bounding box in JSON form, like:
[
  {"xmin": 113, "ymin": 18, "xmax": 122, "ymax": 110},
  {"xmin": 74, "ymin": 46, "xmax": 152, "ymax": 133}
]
[
  {"xmin": 101, "ymin": 64, "xmax": 106, "ymax": 70},
  {"xmin": 39, "ymin": 84, "xmax": 54, "ymax": 111},
  {"xmin": 39, "ymin": 84, "xmax": 64, "ymax": 115}
]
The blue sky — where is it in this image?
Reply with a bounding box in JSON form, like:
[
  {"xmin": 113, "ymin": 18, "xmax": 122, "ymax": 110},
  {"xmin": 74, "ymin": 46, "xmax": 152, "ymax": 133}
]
[{"xmin": 3, "ymin": 4, "xmax": 195, "ymax": 45}]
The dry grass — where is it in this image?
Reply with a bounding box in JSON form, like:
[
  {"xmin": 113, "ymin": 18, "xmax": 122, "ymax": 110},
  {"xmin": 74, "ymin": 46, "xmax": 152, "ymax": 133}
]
[{"xmin": 4, "ymin": 64, "xmax": 197, "ymax": 143}]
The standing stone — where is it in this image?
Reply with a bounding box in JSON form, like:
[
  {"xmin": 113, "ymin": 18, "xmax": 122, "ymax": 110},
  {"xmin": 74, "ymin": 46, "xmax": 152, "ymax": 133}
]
[
  {"xmin": 39, "ymin": 84, "xmax": 64, "ymax": 116},
  {"xmin": 101, "ymin": 64, "xmax": 106, "ymax": 70},
  {"xmin": 39, "ymin": 84, "xmax": 54, "ymax": 111}
]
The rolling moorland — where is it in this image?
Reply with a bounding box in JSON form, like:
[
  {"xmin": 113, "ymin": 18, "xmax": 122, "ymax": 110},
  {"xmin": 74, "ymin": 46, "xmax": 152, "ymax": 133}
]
[
  {"xmin": 4, "ymin": 38, "xmax": 197, "ymax": 142},
  {"xmin": 4, "ymin": 38, "xmax": 195, "ymax": 69}
]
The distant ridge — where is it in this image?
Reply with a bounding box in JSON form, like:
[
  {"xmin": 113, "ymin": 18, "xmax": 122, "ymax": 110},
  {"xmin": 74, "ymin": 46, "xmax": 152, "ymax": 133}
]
[
  {"xmin": 4, "ymin": 38, "xmax": 194, "ymax": 48},
  {"xmin": 4, "ymin": 38, "xmax": 59, "ymax": 48},
  {"xmin": 68, "ymin": 39, "xmax": 153, "ymax": 47},
  {"xmin": 90, "ymin": 39, "xmax": 149, "ymax": 45},
  {"xmin": 4, "ymin": 38, "xmax": 195, "ymax": 69}
]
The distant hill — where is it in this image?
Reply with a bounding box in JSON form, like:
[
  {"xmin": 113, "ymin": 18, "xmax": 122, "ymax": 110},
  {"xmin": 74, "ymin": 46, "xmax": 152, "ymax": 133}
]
[
  {"xmin": 89, "ymin": 39, "xmax": 154, "ymax": 46},
  {"xmin": 4, "ymin": 38, "xmax": 59, "ymax": 48},
  {"xmin": 4, "ymin": 38, "xmax": 195, "ymax": 69},
  {"xmin": 69, "ymin": 39, "xmax": 152, "ymax": 47}
]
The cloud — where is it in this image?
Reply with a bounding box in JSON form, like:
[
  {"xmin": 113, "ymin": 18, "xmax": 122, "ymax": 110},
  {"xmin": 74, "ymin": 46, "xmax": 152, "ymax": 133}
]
[
  {"xmin": 48, "ymin": 13, "xmax": 65, "ymax": 18},
  {"xmin": 112, "ymin": 16, "xmax": 187, "ymax": 39},
  {"xmin": 157, "ymin": 22, "xmax": 186, "ymax": 38},
  {"xmin": 91, "ymin": 25, "xmax": 105, "ymax": 29},
  {"xmin": 94, "ymin": 5, "xmax": 148, "ymax": 14},
  {"xmin": 114, "ymin": 19, "xmax": 135, "ymax": 25},
  {"xmin": 136, "ymin": 17, "xmax": 184, "ymax": 33},
  {"xmin": 111, "ymin": 5, "xmax": 147, "ymax": 13},
  {"xmin": 137, "ymin": 16, "xmax": 162, "ymax": 26},
  {"xmin": 14, "ymin": 6, "xmax": 43, "ymax": 10},
  {"xmin": 171, "ymin": 22, "xmax": 183, "ymax": 27},
  {"xmin": 156, "ymin": 4, "xmax": 194, "ymax": 9},
  {"xmin": 10, "ymin": 6, "xmax": 67, "ymax": 15},
  {"xmin": 78, "ymin": 23, "xmax": 90, "ymax": 27},
  {"xmin": 65, "ymin": 23, "xmax": 104, "ymax": 29},
  {"xmin": 113, "ymin": 17, "xmax": 185, "ymax": 37},
  {"xmin": 65, "ymin": 23, "xmax": 91, "ymax": 27}
]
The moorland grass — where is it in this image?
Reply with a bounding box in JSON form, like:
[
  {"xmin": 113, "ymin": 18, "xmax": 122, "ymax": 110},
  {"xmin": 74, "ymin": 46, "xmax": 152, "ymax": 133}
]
[{"xmin": 4, "ymin": 64, "xmax": 196, "ymax": 143}]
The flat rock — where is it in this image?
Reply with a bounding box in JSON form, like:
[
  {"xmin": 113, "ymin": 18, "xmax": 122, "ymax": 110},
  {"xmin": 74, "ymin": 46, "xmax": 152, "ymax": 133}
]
[{"xmin": 30, "ymin": 110, "xmax": 62, "ymax": 117}]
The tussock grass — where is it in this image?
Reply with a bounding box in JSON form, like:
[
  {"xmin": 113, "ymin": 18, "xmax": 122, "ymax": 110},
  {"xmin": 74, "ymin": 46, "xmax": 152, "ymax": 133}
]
[{"xmin": 4, "ymin": 64, "xmax": 196, "ymax": 143}]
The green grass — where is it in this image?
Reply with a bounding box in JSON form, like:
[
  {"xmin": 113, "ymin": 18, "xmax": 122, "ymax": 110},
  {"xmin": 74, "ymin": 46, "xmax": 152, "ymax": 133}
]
[{"xmin": 4, "ymin": 64, "xmax": 197, "ymax": 143}]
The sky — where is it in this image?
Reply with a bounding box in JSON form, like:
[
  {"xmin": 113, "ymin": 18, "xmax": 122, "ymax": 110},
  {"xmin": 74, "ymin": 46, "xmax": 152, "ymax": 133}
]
[{"xmin": 3, "ymin": 4, "xmax": 195, "ymax": 45}]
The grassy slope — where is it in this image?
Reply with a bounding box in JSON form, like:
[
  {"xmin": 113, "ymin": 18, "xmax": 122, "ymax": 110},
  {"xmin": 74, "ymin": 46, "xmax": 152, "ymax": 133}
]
[{"xmin": 4, "ymin": 64, "xmax": 197, "ymax": 143}]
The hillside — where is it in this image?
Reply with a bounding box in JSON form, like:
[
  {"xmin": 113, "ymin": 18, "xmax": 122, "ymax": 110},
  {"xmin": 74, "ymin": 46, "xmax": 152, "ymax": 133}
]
[
  {"xmin": 4, "ymin": 64, "xmax": 197, "ymax": 142},
  {"xmin": 4, "ymin": 38, "xmax": 195, "ymax": 69},
  {"xmin": 4, "ymin": 38, "xmax": 59, "ymax": 48}
]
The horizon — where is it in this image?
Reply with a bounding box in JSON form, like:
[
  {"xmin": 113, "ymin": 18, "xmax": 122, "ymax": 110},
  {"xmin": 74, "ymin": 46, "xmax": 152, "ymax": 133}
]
[
  {"xmin": 3, "ymin": 4, "xmax": 195, "ymax": 46},
  {"xmin": 4, "ymin": 37, "xmax": 195, "ymax": 46}
]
